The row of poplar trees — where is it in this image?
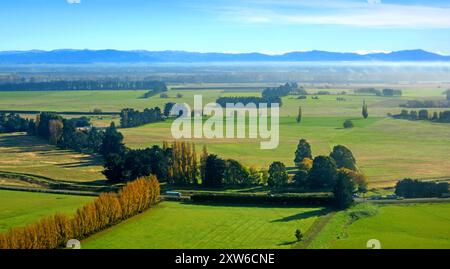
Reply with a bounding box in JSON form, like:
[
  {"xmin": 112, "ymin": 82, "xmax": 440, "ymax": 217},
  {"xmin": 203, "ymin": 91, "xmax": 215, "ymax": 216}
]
[{"xmin": 0, "ymin": 176, "xmax": 160, "ymax": 249}]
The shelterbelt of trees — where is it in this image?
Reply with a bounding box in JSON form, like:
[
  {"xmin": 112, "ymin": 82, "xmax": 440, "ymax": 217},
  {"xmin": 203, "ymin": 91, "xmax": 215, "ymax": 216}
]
[
  {"xmin": 390, "ymin": 109, "xmax": 450, "ymax": 123},
  {"xmin": 0, "ymin": 80, "xmax": 167, "ymax": 91},
  {"xmin": 395, "ymin": 179, "xmax": 449, "ymax": 198},
  {"xmin": 0, "ymin": 113, "xmax": 32, "ymax": 133},
  {"xmin": 0, "ymin": 176, "xmax": 160, "ymax": 249},
  {"xmin": 215, "ymin": 82, "xmax": 303, "ymax": 107},
  {"xmin": 119, "ymin": 107, "xmax": 164, "ymax": 128},
  {"xmin": 354, "ymin": 87, "xmax": 402, "ymax": 96}
]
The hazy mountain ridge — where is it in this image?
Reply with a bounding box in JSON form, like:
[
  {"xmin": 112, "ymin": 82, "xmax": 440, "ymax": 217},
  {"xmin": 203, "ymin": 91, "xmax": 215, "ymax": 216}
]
[{"xmin": 0, "ymin": 49, "xmax": 449, "ymax": 64}]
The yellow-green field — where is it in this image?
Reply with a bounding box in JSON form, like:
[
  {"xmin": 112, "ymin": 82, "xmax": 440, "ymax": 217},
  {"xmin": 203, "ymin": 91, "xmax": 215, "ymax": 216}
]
[
  {"xmin": 309, "ymin": 203, "xmax": 450, "ymax": 249},
  {"xmin": 82, "ymin": 201, "xmax": 324, "ymax": 249},
  {"xmin": 0, "ymin": 133, "xmax": 104, "ymax": 182},
  {"xmin": 0, "ymin": 189, "xmax": 93, "ymax": 233}
]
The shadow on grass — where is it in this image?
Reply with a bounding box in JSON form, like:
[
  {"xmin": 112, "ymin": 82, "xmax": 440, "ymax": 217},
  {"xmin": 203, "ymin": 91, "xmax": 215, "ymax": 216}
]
[
  {"xmin": 277, "ymin": 240, "xmax": 298, "ymax": 246},
  {"xmin": 271, "ymin": 208, "xmax": 330, "ymax": 222}
]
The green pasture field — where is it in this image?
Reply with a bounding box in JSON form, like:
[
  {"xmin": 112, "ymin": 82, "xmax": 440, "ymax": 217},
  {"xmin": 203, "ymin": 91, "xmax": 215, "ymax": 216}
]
[
  {"xmin": 0, "ymin": 133, "xmax": 105, "ymax": 182},
  {"xmin": 122, "ymin": 116, "xmax": 450, "ymax": 187},
  {"xmin": 309, "ymin": 203, "xmax": 450, "ymax": 249},
  {"xmin": 0, "ymin": 85, "xmax": 449, "ymax": 186},
  {"xmin": 0, "ymin": 189, "xmax": 93, "ymax": 233},
  {"xmin": 82, "ymin": 201, "xmax": 325, "ymax": 249}
]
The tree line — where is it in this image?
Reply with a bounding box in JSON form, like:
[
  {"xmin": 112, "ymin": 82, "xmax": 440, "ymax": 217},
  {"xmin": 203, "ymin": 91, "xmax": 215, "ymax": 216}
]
[
  {"xmin": 291, "ymin": 139, "xmax": 368, "ymax": 209},
  {"xmin": 215, "ymin": 82, "xmax": 300, "ymax": 107},
  {"xmin": 0, "ymin": 176, "xmax": 160, "ymax": 249},
  {"xmin": 120, "ymin": 107, "xmax": 164, "ymax": 128},
  {"xmin": 0, "ymin": 80, "xmax": 167, "ymax": 91},
  {"xmin": 355, "ymin": 88, "xmax": 402, "ymax": 96},
  {"xmin": 391, "ymin": 109, "xmax": 450, "ymax": 123},
  {"xmin": 102, "ymin": 140, "xmax": 268, "ymax": 186},
  {"xmin": 0, "ymin": 113, "xmax": 33, "ymax": 133},
  {"xmin": 395, "ymin": 178, "xmax": 449, "ymax": 198}
]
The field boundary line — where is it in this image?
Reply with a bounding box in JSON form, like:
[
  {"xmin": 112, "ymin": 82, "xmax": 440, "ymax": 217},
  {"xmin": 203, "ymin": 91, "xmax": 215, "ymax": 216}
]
[
  {"xmin": 0, "ymin": 185, "xmax": 99, "ymax": 196},
  {"xmin": 292, "ymin": 211, "xmax": 336, "ymax": 249}
]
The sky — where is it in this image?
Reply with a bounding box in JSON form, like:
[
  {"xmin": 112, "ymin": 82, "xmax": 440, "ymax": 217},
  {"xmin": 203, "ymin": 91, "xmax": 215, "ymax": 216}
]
[{"xmin": 2, "ymin": 0, "xmax": 450, "ymax": 54}]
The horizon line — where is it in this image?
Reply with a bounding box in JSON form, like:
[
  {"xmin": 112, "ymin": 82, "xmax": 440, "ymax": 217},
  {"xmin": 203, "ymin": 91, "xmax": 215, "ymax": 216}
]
[{"xmin": 1, "ymin": 48, "xmax": 448, "ymax": 56}]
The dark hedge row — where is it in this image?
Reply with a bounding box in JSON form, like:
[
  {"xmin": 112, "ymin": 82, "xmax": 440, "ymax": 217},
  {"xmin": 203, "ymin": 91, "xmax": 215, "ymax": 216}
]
[{"xmin": 190, "ymin": 192, "xmax": 334, "ymax": 206}]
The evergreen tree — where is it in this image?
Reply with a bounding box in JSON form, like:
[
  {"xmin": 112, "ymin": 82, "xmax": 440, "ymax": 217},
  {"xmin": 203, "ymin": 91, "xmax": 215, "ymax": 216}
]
[
  {"xmin": 100, "ymin": 122, "xmax": 125, "ymax": 156},
  {"xmin": 296, "ymin": 106, "xmax": 302, "ymax": 123},
  {"xmin": 308, "ymin": 156, "xmax": 338, "ymax": 189},
  {"xmin": 268, "ymin": 162, "xmax": 289, "ymax": 187},
  {"xmin": 294, "ymin": 139, "xmax": 312, "ymax": 167},
  {"xmin": 224, "ymin": 159, "xmax": 250, "ymax": 185},
  {"xmin": 362, "ymin": 100, "xmax": 368, "ymax": 119},
  {"xmin": 330, "ymin": 145, "xmax": 357, "ymax": 171},
  {"xmin": 334, "ymin": 170, "xmax": 355, "ymax": 209},
  {"xmin": 203, "ymin": 154, "xmax": 226, "ymax": 187}
]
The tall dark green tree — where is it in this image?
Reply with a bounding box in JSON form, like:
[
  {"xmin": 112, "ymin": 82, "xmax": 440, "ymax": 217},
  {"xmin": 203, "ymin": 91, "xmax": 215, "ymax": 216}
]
[
  {"xmin": 203, "ymin": 154, "xmax": 226, "ymax": 187},
  {"xmin": 334, "ymin": 170, "xmax": 355, "ymax": 209},
  {"xmin": 102, "ymin": 153, "xmax": 125, "ymax": 182},
  {"xmin": 308, "ymin": 156, "xmax": 337, "ymax": 189},
  {"xmin": 362, "ymin": 100, "xmax": 368, "ymax": 119},
  {"xmin": 268, "ymin": 162, "xmax": 289, "ymax": 187},
  {"xmin": 330, "ymin": 145, "xmax": 357, "ymax": 171},
  {"xmin": 294, "ymin": 139, "xmax": 312, "ymax": 167},
  {"xmin": 296, "ymin": 106, "xmax": 302, "ymax": 123},
  {"xmin": 224, "ymin": 159, "xmax": 250, "ymax": 185},
  {"xmin": 100, "ymin": 122, "xmax": 125, "ymax": 156}
]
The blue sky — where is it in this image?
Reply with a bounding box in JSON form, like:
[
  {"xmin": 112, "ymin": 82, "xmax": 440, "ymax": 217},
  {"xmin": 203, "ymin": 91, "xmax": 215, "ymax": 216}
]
[{"xmin": 2, "ymin": 0, "xmax": 450, "ymax": 54}]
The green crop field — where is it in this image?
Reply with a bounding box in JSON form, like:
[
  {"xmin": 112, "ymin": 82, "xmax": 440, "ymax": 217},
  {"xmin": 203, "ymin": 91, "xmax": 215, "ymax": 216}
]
[
  {"xmin": 0, "ymin": 133, "xmax": 105, "ymax": 182},
  {"xmin": 0, "ymin": 189, "xmax": 93, "ymax": 233},
  {"xmin": 82, "ymin": 201, "xmax": 325, "ymax": 249},
  {"xmin": 309, "ymin": 203, "xmax": 450, "ymax": 249}
]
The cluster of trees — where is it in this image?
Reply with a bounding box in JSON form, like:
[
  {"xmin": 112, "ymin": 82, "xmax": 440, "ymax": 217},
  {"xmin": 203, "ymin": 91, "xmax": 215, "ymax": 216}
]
[
  {"xmin": 31, "ymin": 112, "xmax": 112, "ymax": 154},
  {"xmin": 395, "ymin": 178, "xmax": 449, "ymax": 198},
  {"xmin": 262, "ymin": 82, "xmax": 298, "ymax": 100},
  {"xmin": 215, "ymin": 96, "xmax": 281, "ymax": 108},
  {"xmin": 391, "ymin": 109, "xmax": 450, "ymax": 123},
  {"xmin": 0, "ymin": 113, "xmax": 33, "ymax": 133},
  {"xmin": 103, "ymin": 141, "xmax": 197, "ymax": 184},
  {"xmin": 215, "ymin": 82, "xmax": 300, "ymax": 107},
  {"xmin": 354, "ymin": 88, "xmax": 402, "ymax": 96},
  {"xmin": 141, "ymin": 84, "xmax": 168, "ymax": 98},
  {"xmin": 382, "ymin": 88, "xmax": 402, "ymax": 96},
  {"xmin": 102, "ymin": 140, "xmax": 268, "ymax": 186},
  {"xmin": 202, "ymin": 154, "xmax": 267, "ymax": 187},
  {"xmin": 0, "ymin": 176, "xmax": 160, "ymax": 249},
  {"xmin": 291, "ymin": 139, "xmax": 367, "ymax": 208},
  {"xmin": 400, "ymin": 100, "xmax": 450, "ymax": 108},
  {"xmin": 0, "ymin": 80, "xmax": 167, "ymax": 91},
  {"xmin": 120, "ymin": 107, "xmax": 164, "ymax": 128},
  {"xmin": 167, "ymin": 141, "xmax": 199, "ymax": 185}
]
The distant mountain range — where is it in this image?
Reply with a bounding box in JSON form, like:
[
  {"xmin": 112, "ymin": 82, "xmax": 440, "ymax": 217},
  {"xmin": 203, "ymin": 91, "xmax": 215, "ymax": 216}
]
[{"xmin": 0, "ymin": 49, "xmax": 449, "ymax": 64}]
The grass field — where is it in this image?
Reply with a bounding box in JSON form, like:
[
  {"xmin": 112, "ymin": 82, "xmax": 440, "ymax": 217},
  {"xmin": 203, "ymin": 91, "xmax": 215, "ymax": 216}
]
[
  {"xmin": 0, "ymin": 189, "xmax": 93, "ymax": 233},
  {"xmin": 0, "ymin": 85, "xmax": 449, "ymax": 186},
  {"xmin": 82, "ymin": 201, "xmax": 325, "ymax": 249},
  {"xmin": 122, "ymin": 116, "xmax": 450, "ymax": 186},
  {"xmin": 309, "ymin": 203, "xmax": 450, "ymax": 249},
  {"xmin": 0, "ymin": 133, "xmax": 105, "ymax": 182}
]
